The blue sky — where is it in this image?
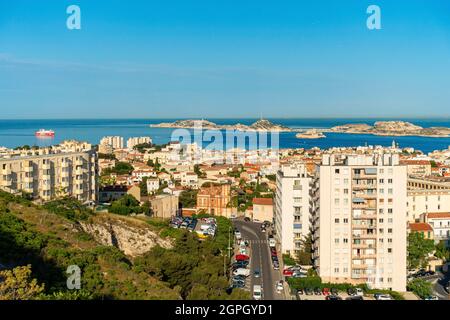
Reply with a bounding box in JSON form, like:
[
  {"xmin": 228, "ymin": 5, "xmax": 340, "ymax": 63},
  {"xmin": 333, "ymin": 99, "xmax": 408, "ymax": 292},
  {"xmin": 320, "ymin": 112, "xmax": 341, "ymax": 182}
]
[{"xmin": 1, "ymin": 0, "xmax": 450, "ymax": 119}]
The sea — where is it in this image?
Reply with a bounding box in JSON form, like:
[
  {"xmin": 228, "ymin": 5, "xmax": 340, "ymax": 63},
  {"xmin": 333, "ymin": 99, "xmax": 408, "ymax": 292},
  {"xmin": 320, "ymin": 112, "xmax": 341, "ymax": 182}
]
[{"xmin": 0, "ymin": 118, "xmax": 449, "ymax": 154}]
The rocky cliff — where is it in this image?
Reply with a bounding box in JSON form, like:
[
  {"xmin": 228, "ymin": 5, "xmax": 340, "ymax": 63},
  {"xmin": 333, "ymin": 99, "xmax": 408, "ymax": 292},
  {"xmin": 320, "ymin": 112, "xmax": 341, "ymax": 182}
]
[{"xmin": 78, "ymin": 214, "xmax": 173, "ymax": 257}]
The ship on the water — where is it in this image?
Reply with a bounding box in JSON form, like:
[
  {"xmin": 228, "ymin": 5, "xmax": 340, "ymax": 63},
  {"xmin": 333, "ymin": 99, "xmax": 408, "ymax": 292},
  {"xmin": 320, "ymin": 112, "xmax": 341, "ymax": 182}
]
[{"xmin": 35, "ymin": 129, "xmax": 55, "ymax": 138}]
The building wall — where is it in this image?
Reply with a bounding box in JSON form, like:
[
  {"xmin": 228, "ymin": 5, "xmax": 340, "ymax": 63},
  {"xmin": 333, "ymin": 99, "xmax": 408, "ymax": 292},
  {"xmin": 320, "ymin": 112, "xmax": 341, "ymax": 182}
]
[
  {"xmin": 150, "ymin": 195, "xmax": 179, "ymax": 219},
  {"xmin": 0, "ymin": 150, "xmax": 97, "ymax": 203},
  {"xmin": 314, "ymin": 154, "xmax": 407, "ymax": 292},
  {"xmin": 253, "ymin": 204, "xmax": 273, "ymax": 222},
  {"xmin": 275, "ymin": 163, "xmax": 311, "ymax": 258},
  {"xmin": 407, "ymin": 190, "xmax": 450, "ymax": 222}
]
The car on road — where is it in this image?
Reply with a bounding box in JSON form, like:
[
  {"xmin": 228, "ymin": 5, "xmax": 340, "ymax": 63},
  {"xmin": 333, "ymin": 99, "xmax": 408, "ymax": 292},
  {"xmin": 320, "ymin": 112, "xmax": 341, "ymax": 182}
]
[
  {"xmin": 374, "ymin": 294, "xmax": 393, "ymax": 300},
  {"xmin": 233, "ymin": 268, "xmax": 251, "ymax": 277},
  {"xmin": 326, "ymin": 295, "xmax": 342, "ymax": 300},
  {"xmin": 314, "ymin": 287, "xmax": 322, "ymax": 295},
  {"xmin": 273, "ymin": 262, "xmax": 279, "ymax": 270},
  {"xmin": 330, "ymin": 288, "xmax": 339, "ymax": 295},
  {"xmin": 244, "ymin": 217, "xmax": 251, "ymax": 222},
  {"xmin": 253, "ymin": 285, "xmax": 263, "ymax": 300},
  {"xmin": 424, "ymin": 295, "xmax": 439, "ymax": 300},
  {"xmin": 269, "ymin": 238, "xmax": 277, "ymax": 248},
  {"xmin": 232, "ymin": 261, "xmax": 249, "ymax": 269},
  {"xmin": 296, "ymin": 288, "xmax": 304, "ymax": 295},
  {"xmin": 276, "ymin": 280, "xmax": 284, "ymax": 293},
  {"xmin": 254, "ymin": 269, "xmax": 261, "ymax": 278},
  {"xmin": 235, "ymin": 231, "xmax": 242, "ymax": 240},
  {"xmin": 444, "ymin": 281, "xmax": 450, "ymax": 293},
  {"xmin": 348, "ymin": 287, "xmax": 364, "ymax": 296}
]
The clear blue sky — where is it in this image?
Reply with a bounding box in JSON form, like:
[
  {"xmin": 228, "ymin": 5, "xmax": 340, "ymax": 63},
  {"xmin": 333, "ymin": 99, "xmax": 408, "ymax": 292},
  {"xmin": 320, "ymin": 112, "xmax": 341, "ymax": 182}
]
[{"xmin": 1, "ymin": 0, "xmax": 450, "ymax": 119}]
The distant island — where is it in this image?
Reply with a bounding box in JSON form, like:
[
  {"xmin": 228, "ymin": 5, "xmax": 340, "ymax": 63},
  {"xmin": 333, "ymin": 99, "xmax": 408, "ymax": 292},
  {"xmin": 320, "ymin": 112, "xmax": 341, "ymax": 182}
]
[
  {"xmin": 150, "ymin": 119, "xmax": 293, "ymax": 132},
  {"xmin": 329, "ymin": 121, "xmax": 450, "ymax": 137},
  {"xmin": 296, "ymin": 129, "xmax": 326, "ymax": 139}
]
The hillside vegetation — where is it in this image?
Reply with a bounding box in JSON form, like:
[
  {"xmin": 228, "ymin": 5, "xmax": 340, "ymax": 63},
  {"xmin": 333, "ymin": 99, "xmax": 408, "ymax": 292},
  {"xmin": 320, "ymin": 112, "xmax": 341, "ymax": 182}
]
[{"xmin": 0, "ymin": 192, "xmax": 249, "ymax": 300}]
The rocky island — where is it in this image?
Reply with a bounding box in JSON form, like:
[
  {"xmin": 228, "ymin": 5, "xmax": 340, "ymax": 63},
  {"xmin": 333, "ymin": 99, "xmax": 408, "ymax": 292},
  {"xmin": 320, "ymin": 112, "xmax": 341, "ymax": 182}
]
[
  {"xmin": 150, "ymin": 119, "xmax": 293, "ymax": 132},
  {"xmin": 329, "ymin": 121, "xmax": 450, "ymax": 137},
  {"xmin": 296, "ymin": 129, "xmax": 326, "ymax": 139}
]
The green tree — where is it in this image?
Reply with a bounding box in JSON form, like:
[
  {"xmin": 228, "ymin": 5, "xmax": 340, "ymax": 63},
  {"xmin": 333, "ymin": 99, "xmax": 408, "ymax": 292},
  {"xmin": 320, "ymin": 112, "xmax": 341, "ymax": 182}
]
[
  {"xmin": 435, "ymin": 241, "xmax": 450, "ymax": 262},
  {"xmin": 0, "ymin": 265, "xmax": 45, "ymax": 300},
  {"xmin": 407, "ymin": 278, "xmax": 432, "ymax": 299},
  {"xmin": 179, "ymin": 189, "xmax": 198, "ymax": 208},
  {"xmin": 407, "ymin": 232, "xmax": 435, "ymax": 270},
  {"xmin": 296, "ymin": 233, "xmax": 313, "ymax": 265}
]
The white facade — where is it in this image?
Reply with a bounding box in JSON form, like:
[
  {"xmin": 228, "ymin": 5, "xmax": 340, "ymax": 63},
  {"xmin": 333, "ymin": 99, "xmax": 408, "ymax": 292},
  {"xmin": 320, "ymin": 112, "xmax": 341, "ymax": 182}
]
[
  {"xmin": 407, "ymin": 189, "xmax": 450, "ymax": 222},
  {"xmin": 146, "ymin": 178, "xmax": 160, "ymax": 194},
  {"xmin": 312, "ymin": 153, "xmax": 407, "ymax": 292},
  {"xmin": 274, "ymin": 162, "xmax": 312, "ymax": 258},
  {"xmin": 127, "ymin": 137, "xmax": 152, "ymax": 150},
  {"xmin": 100, "ymin": 136, "xmax": 124, "ymax": 150}
]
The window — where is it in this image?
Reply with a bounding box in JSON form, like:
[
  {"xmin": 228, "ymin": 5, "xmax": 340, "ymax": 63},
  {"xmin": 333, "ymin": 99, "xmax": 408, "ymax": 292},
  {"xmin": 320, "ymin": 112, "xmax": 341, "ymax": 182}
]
[
  {"xmin": 379, "ymin": 179, "xmax": 384, "ymax": 184},
  {"xmin": 343, "ymin": 188, "xmax": 349, "ymax": 194},
  {"xmin": 343, "ymin": 218, "xmax": 349, "ymax": 224},
  {"xmin": 335, "ymin": 238, "xmax": 339, "ymax": 244},
  {"xmin": 388, "ymin": 179, "xmax": 393, "ymax": 184},
  {"xmin": 343, "ymin": 238, "xmax": 348, "ymax": 244},
  {"xmin": 388, "ymin": 208, "xmax": 393, "ymax": 214},
  {"xmin": 388, "ymin": 188, "xmax": 393, "ymax": 195},
  {"xmin": 335, "ymin": 169, "xmax": 340, "ymax": 174},
  {"xmin": 334, "ymin": 198, "xmax": 340, "ymax": 205},
  {"xmin": 335, "ymin": 218, "xmax": 340, "ymax": 223}
]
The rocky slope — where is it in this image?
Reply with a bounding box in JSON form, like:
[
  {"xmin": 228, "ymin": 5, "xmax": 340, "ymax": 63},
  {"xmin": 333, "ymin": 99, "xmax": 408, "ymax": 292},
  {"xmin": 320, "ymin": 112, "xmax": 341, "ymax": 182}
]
[{"xmin": 78, "ymin": 214, "xmax": 173, "ymax": 257}]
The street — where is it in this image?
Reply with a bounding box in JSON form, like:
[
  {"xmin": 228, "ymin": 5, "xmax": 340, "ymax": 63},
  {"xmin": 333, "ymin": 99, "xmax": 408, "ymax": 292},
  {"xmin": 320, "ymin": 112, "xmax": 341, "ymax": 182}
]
[
  {"xmin": 233, "ymin": 219, "xmax": 285, "ymax": 300},
  {"xmin": 430, "ymin": 272, "xmax": 450, "ymax": 300}
]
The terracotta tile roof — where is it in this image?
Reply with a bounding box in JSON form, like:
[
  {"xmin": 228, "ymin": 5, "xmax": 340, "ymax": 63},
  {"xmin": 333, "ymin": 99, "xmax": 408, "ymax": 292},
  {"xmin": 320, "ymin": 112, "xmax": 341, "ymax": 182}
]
[
  {"xmin": 409, "ymin": 222, "xmax": 433, "ymax": 232},
  {"xmin": 426, "ymin": 212, "xmax": 450, "ymax": 219},
  {"xmin": 252, "ymin": 198, "xmax": 273, "ymax": 206}
]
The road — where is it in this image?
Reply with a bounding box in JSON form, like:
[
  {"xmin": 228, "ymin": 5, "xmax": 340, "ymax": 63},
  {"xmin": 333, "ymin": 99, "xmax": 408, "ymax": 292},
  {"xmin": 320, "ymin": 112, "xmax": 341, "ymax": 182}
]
[
  {"xmin": 234, "ymin": 219, "xmax": 285, "ymax": 300},
  {"xmin": 430, "ymin": 272, "xmax": 450, "ymax": 300}
]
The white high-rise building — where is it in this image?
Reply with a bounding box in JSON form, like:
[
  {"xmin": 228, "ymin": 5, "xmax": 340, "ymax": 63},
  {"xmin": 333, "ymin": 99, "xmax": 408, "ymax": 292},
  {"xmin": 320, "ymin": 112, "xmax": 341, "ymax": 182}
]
[
  {"xmin": 312, "ymin": 153, "xmax": 407, "ymax": 292},
  {"xmin": 274, "ymin": 162, "xmax": 312, "ymax": 258},
  {"xmin": 127, "ymin": 137, "xmax": 152, "ymax": 150},
  {"xmin": 99, "ymin": 136, "xmax": 124, "ymax": 153}
]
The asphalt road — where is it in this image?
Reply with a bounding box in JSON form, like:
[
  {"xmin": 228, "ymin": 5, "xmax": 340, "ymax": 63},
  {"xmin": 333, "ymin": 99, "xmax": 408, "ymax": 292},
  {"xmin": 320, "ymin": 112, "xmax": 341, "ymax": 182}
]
[
  {"xmin": 430, "ymin": 272, "xmax": 450, "ymax": 300},
  {"xmin": 234, "ymin": 219, "xmax": 284, "ymax": 300}
]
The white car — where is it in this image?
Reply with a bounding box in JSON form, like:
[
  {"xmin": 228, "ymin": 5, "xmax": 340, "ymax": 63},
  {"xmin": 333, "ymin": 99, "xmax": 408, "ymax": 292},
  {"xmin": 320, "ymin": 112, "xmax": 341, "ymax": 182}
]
[
  {"xmin": 355, "ymin": 288, "xmax": 364, "ymax": 296},
  {"xmin": 253, "ymin": 285, "xmax": 263, "ymax": 300},
  {"xmin": 276, "ymin": 281, "xmax": 284, "ymax": 293},
  {"xmin": 375, "ymin": 294, "xmax": 393, "ymax": 300},
  {"xmin": 233, "ymin": 268, "xmax": 251, "ymax": 277},
  {"xmin": 235, "ymin": 231, "xmax": 242, "ymax": 240}
]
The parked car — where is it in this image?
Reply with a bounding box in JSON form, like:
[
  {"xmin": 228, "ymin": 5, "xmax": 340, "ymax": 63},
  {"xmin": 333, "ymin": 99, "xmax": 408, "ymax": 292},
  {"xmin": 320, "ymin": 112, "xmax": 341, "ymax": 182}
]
[
  {"xmin": 331, "ymin": 288, "xmax": 339, "ymax": 296},
  {"xmin": 346, "ymin": 295, "xmax": 363, "ymax": 300},
  {"xmin": 273, "ymin": 262, "xmax": 279, "ymax": 270},
  {"xmin": 233, "ymin": 268, "xmax": 250, "ymax": 277},
  {"xmin": 314, "ymin": 287, "xmax": 322, "ymax": 295},
  {"xmin": 374, "ymin": 294, "xmax": 393, "ymax": 300},
  {"xmin": 326, "ymin": 295, "xmax": 342, "ymax": 300},
  {"xmin": 283, "ymin": 269, "xmax": 294, "ymax": 276},
  {"xmin": 444, "ymin": 281, "xmax": 450, "ymax": 293},
  {"xmin": 232, "ymin": 279, "xmax": 246, "ymax": 286},
  {"xmin": 244, "ymin": 217, "xmax": 251, "ymax": 222},
  {"xmin": 232, "ymin": 275, "xmax": 246, "ymax": 282},
  {"xmin": 304, "ymin": 287, "xmax": 314, "ymax": 295},
  {"xmin": 354, "ymin": 288, "xmax": 364, "ymax": 296},
  {"xmin": 254, "ymin": 269, "xmax": 261, "ymax": 278},
  {"xmin": 347, "ymin": 288, "xmax": 356, "ymax": 296},
  {"xmin": 297, "ymin": 288, "xmax": 304, "ymax": 295},
  {"xmin": 235, "ymin": 254, "xmax": 250, "ymax": 261},
  {"xmin": 424, "ymin": 295, "xmax": 439, "ymax": 300},
  {"xmin": 235, "ymin": 231, "xmax": 242, "ymax": 240},
  {"xmin": 322, "ymin": 288, "xmax": 331, "ymax": 296}
]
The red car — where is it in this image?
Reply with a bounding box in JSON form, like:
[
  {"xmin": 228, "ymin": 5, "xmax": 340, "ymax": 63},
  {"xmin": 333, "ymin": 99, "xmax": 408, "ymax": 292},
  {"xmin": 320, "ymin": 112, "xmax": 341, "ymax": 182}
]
[
  {"xmin": 283, "ymin": 269, "xmax": 294, "ymax": 276},
  {"xmin": 235, "ymin": 254, "xmax": 250, "ymax": 261},
  {"xmin": 322, "ymin": 288, "xmax": 331, "ymax": 296}
]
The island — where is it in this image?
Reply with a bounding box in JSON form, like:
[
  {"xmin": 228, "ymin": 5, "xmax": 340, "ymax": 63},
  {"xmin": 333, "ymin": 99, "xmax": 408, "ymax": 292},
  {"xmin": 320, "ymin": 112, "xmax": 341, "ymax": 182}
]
[
  {"xmin": 296, "ymin": 129, "xmax": 326, "ymax": 139},
  {"xmin": 150, "ymin": 119, "xmax": 294, "ymax": 132},
  {"xmin": 329, "ymin": 121, "xmax": 450, "ymax": 137}
]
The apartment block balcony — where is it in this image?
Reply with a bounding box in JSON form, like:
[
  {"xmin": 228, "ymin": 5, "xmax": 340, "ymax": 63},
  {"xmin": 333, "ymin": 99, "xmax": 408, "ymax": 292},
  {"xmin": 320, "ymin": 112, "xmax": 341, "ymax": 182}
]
[
  {"xmin": 75, "ymin": 159, "xmax": 84, "ymax": 166},
  {"xmin": 353, "ymin": 233, "xmax": 377, "ymax": 240},
  {"xmin": 353, "ymin": 192, "xmax": 377, "ymax": 200},
  {"xmin": 41, "ymin": 184, "xmax": 51, "ymax": 191},
  {"xmin": 74, "ymin": 188, "xmax": 84, "ymax": 195},
  {"xmin": 352, "ymin": 223, "xmax": 376, "ymax": 229},
  {"xmin": 42, "ymin": 174, "xmax": 51, "ymax": 181},
  {"xmin": 24, "ymin": 186, "xmax": 34, "ymax": 193},
  {"xmin": 61, "ymin": 161, "xmax": 70, "ymax": 168},
  {"xmin": 23, "ymin": 165, "xmax": 33, "ymax": 173},
  {"xmin": 1, "ymin": 167, "xmax": 11, "ymax": 175},
  {"xmin": 75, "ymin": 168, "xmax": 85, "ymax": 175},
  {"xmin": 351, "ymin": 264, "xmax": 368, "ymax": 269},
  {"xmin": 352, "ymin": 253, "xmax": 377, "ymax": 260},
  {"xmin": 61, "ymin": 171, "xmax": 70, "ymax": 178},
  {"xmin": 1, "ymin": 179, "xmax": 12, "ymax": 187},
  {"xmin": 352, "ymin": 183, "xmax": 377, "ymax": 190},
  {"xmin": 24, "ymin": 176, "xmax": 34, "ymax": 183},
  {"xmin": 42, "ymin": 163, "xmax": 51, "ymax": 170},
  {"xmin": 61, "ymin": 181, "xmax": 70, "ymax": 188}
]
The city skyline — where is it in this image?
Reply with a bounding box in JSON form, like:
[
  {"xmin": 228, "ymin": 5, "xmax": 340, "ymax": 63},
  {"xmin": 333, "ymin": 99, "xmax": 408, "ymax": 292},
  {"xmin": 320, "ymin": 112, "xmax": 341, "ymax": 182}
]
[{"xmin": 1, "ymin": 1, "xmax": 450, "ymax": 119}]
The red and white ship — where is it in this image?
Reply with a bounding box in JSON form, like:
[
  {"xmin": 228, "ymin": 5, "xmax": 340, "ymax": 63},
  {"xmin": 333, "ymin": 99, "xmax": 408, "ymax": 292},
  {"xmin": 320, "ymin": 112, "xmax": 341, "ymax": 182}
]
[{"xmin": 35, "ymin": 129, "xmax": 55, "ymax": 137}]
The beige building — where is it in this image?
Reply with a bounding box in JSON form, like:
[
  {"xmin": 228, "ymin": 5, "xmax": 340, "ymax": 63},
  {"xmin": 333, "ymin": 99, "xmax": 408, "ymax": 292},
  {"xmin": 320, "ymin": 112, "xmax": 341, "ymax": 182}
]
[
  {"xmin": 126, "ymin": 136, "xmax": 152, "ymax": 150},
  {"xmin": 150, "ymin": 194, "xmax": 179, "ymax": 218},
  {"xmin": 274, "ymin": 162, "xmax": 312, "ymax": 258},
  {"xmin": 312, "ymin": 153, "xmax": 407, "ymax": 292},
  {"xmin": 0, "ymin": 141, "xmax": 97, "ymax": 203},
  {"xmin": 420, "ymin": 212, "xmax": 450, "ymax": 247},
  {"xmin": 196, "ymin": 183, "xmax": 232, "ymax": 217},
  {"xmin": 99, "ymin": 136, "xmax": 124, "ymax": 154},
  {"xmin": 407, "ymin": 189, "xmax": 450, "ymax": 222},
  {"xmin": 252, "ymin": 197, "xmax": 274, "ymax": 223}
]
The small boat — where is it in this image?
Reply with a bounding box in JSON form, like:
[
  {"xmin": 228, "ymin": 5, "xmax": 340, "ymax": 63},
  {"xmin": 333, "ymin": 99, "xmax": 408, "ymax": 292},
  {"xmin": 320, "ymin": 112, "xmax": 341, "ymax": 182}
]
[{"xmin": 35, "ymin": 129, "xmax": 55, "ymax": 137}]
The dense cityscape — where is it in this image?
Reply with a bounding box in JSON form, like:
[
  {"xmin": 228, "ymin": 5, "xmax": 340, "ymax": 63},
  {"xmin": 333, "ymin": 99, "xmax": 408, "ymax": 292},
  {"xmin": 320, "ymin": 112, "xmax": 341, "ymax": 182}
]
[{"xmin": 1, "ymin": 130, "xmax": 449, "ymax": 300}]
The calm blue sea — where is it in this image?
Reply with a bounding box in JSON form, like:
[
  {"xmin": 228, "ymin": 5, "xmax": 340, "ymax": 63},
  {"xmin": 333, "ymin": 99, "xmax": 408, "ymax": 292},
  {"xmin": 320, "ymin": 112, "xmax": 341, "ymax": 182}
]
[{"xmin": 0, "ymin": 118, "xmax": 449, "ymax": 154}]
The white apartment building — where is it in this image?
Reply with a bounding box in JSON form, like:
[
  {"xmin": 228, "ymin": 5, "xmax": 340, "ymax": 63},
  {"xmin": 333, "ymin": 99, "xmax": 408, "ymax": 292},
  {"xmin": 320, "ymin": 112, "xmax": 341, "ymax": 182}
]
[
  {"xmin": 99, "ymin": 136, "xmax": 124, "ymax": 153},
  {"xmin": 312, "ymin": 153, "xmax": 407, "ymax": 292},
  {"xmin": 146, "ymin": 178, "xmax": 160, "ymax": 194},
  {"xmin": 274, "ymin": 162, "xmax": 312, "ymax": 258},
  {"xmin": 420, "ymin": 212, "xmax": 450, "ymax": 247},
  {"xmin": 0, "ymin": 141, "xmax": 98, "ymax": 203},
  {"xmin": 407, "ymin": 189, "xmax": 450, "ymax": 222},
  {"xmin": 127, "ymin": 136, "xmax": 152, "ymax": 150}
]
